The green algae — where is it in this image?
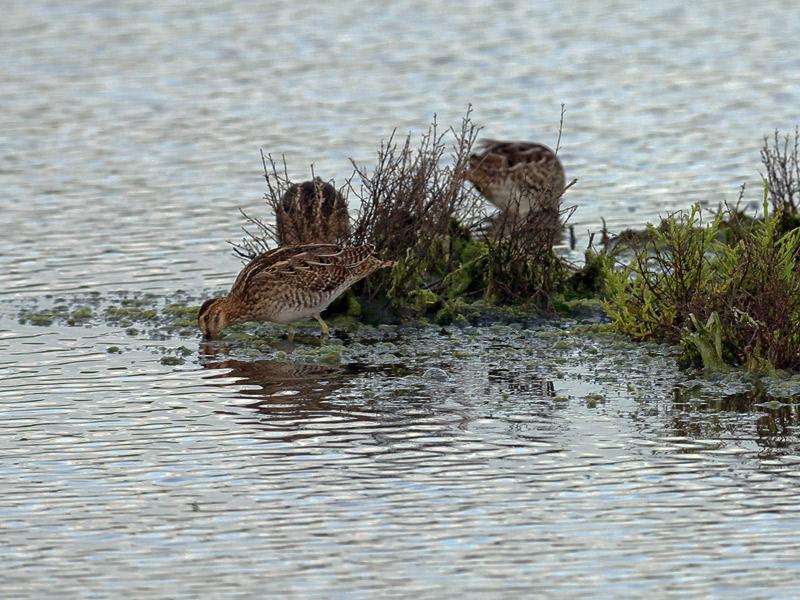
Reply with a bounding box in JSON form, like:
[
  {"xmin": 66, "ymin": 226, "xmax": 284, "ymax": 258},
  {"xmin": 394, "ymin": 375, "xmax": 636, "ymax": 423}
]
[
  {"xmin": 105, "ymin": 305, "xmax": 158, "ymax": 323},
  {"xmin": 160, "ymin": 355, "xmax": 185, "ymax": 366},
  {"xmin": 68, "ymin": 306, "xmax": 93, "ymax": 324},
  {"xmin": 28, "ymin": 313, "xmax": 55, "ymax": 326},
  {"xmin": 328, "ymin": 314, "xmax": 362, "ymax": 331},
  {"xmin": 344, "ymin": 293, "xmax": 362, "ymax": 319},
  {"xmin": 162, "ymin": 303, "xmax": 200, "ymax": 327},
  {"xmin": 585, "ymin": 394, "xmax": 605, "ymax": 408},
  {"xmin": 555, "ymin": 297, "xmax": 605, "ymax": 320},
  {"xmin": 19, "ymin": 306, "xmax": 68, "ymax": 327},
  {"xmin": 12, "ymin": 293, "xmax": 207, "ymax": 341}
]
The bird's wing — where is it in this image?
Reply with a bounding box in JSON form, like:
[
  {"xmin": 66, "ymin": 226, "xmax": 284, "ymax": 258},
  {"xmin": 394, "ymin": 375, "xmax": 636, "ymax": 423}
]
[
  {"xmin": 229, "ymin": 244, "xmax": 338, "ymax": 296},
  {"xmin": 231, "ymin": 244, "xmax": 375, "ymax": 299}
]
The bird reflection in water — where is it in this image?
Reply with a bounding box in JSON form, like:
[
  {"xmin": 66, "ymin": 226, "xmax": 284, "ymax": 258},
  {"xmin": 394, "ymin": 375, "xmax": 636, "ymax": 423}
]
[{"xmin": 199, "ymin": 342, "xmax": 356, "ymax": 419}]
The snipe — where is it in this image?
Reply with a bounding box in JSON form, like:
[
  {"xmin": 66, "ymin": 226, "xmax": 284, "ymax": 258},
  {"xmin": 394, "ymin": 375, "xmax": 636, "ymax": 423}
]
[
  {"xmin": 275, "ymin": 178, "xmax": 349, "ymax": 246},
  {"xmin": 198, "ymin": 243, "xmax": 393, "ymax": 341},
  {"xmin": 465, "ymin": 139, "xmax": 566, "ymax": 226}
]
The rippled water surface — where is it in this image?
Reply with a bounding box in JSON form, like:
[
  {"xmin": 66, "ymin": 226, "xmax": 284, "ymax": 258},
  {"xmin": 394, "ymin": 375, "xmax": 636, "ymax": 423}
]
[{"xmin": 3, "ymin": 0, "xmax": 800, "ymax": 597}]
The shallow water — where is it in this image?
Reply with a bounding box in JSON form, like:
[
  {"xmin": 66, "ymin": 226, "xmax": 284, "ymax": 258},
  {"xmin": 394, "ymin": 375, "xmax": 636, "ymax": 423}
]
[
  {"xmin": 2, "ymin": 314, "xmax": 800, "ymax": 597},
  {"xmin": 3, "ymin": 0, "xmax": 800, "ymax": 597}
]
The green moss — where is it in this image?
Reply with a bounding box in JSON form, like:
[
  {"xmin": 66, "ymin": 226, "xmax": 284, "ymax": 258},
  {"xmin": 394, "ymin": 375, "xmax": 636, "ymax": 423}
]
[
  {"xmin": 344, "ymin": 293, "xmax": 362, "ymax": 318},
  {"xmin": 328, "ymin": 315, "xmax": 360, "ymax": 331},
  {"xmin": 106, "ymin": 346, "xmax": 121, "ymax": 354},
  {"xmin": 70, "ymin": 306, "xmax": 93, "ymax": 321},
  {"xmin": 585, "ymin": 394, "xmax": 605, "ymax": 407},
  {"xmin": 434, "ymin": 298, "xmax": 469, "ymax": 325},
  {"xmin": 564, "ymin": 250, "xmax": 611, "ymax": 299},
  {"xmin": 162, "ymin": 303, "xmax": 200, "ymax": 327},
  {"xmin": 160, "ymin": 355, "xmax": 185, "ymax": 366},
  {"xmin": 554, "ymin": 297, "xmax": 605, "ymax": 319},
  {"xmin": 105, "ymin": 305, "xmax": 158, "ymax": 322},
  {"xmin": 407, "ymin": 289, "xmax": 439, "ymax": 313},
  {"xmin": 382, "ymin": 222, "xmax": 564, "ymax": 319},
  {"xmin": 29, "ymin": 314, "xmax": 54, "ymax": 326}
]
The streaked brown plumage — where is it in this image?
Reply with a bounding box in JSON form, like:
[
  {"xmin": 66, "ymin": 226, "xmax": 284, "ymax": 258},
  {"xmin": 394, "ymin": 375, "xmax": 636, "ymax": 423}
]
[
  {"xmin": 275, "ymin": 178, "xmax": 349, "ymax": 245},
  {"xmin": 465, "ymin": 139, "xmax": 566, "ymax": 224},
  {"xmin": 198, "ymin": 243, "xmax": 394, "ymax": 340}
]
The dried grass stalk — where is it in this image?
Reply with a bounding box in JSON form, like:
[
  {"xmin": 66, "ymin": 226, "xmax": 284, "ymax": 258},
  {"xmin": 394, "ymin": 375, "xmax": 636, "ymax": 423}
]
[{"xmin": 761, "ymin": 127, "xmax": 800, "ymax": 215}]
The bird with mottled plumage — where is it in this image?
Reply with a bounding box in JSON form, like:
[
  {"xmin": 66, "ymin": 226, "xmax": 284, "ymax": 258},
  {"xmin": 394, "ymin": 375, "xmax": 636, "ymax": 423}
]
[
  {"xmin": 466, "ymin": 139, "xmax": 566, "ymax": 226},
  {"xmin": 198, "ymin": 243, "xmax": 394, "ymax": 340},
  {"xmin": 275, "ymin": 178, "xmax": 349, "ymax": 246}
]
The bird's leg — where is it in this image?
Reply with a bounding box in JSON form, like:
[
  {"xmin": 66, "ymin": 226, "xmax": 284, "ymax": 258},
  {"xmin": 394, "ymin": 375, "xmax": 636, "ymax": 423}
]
[
  {"xmin": 314, "ymin": 314, "xmax": 329, "ymax": 338},
  {"xmin": 287, "ymin": 324, "xmax": 295, "ymax": 343}
]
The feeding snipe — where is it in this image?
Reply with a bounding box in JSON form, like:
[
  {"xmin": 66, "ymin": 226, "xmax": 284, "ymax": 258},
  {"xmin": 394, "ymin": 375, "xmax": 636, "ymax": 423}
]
[
  {"xmin": 275, "ymin": 178, "xmax": 349, "ymax": 245},
  {"xmin": 466, "ymin": 139, "xmax": 566, "ymax": 223},
  {"xmin": 198, "ymin": 243, "xmax": 393, "ymax": 341}
]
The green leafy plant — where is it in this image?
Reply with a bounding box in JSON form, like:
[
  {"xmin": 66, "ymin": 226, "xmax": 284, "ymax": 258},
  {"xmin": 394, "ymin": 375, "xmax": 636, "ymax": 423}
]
[{"xmin": 605, "ymin": 194, "xmax": 800, "ymax": 371}]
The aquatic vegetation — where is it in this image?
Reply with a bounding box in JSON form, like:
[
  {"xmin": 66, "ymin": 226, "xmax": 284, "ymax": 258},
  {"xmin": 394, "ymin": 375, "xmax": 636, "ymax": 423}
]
[
  {"xmin": 604, "ymin": 197, "xmax": 800, "ymax": 372},
  {"xmin": 19, "ymin": 309, "xmax": 61, "ymax": 327},
  {"xmin": 69, "ymin": 306, "xmax": 93, "ymax": 324},
  {"xmin": 162, "ymin": 303, "xmax": 201, "ymax": 327},
  {"xmin": 598, "ymin": 127, "xmax": 800, "ymax": 373},
  {"xmin": 105, "ymin": 305, "xmax": 158, "ymax": 323},
  {"xmin": 236, "ymin": 108, "xmax": 585, "ymax": 322},
  {"xmin": 160, "ymin": 355, "xmax": 185, "ymax": 366},
  {"xmin": 13, "ymin": 292, "xmax": 204, "ymax": 340}
]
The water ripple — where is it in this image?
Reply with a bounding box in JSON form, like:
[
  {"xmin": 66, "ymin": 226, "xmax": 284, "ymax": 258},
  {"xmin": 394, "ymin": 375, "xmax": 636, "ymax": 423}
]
[
  {"xmin": 4, "ymin": 0, "xmax": 800, "ymax": 596},
  {"xmin": 2, "ymin": 316, "xmax": 799, "ymax": 596}
]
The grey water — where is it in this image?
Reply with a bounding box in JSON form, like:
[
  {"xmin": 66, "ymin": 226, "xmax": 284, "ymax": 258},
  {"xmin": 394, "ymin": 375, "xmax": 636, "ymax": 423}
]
[{"xmin": 2, "ymin": 0, "xmax": 800, "ymax": 597}]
